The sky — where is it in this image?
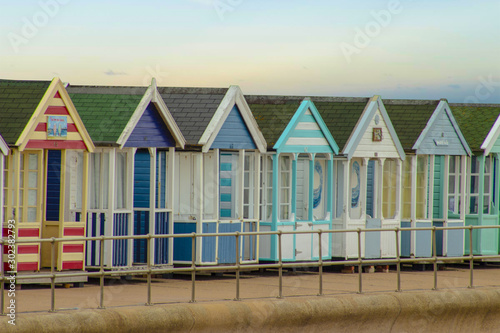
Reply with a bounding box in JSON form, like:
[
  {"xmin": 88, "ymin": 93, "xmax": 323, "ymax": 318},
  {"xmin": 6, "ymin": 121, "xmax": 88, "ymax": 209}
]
[{"xmin": 1, "ymin": 0, "xmax": 499, "ymax": 103}]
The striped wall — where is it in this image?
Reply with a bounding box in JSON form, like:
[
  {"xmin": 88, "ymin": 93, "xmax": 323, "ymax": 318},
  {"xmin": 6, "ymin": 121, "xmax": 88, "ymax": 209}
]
[
  {"xmin": 124, "ymin": 103, "xmax": 176, "ymax": 148},
  {"xmin": 211, "ymin": 105, "xmax": 256, "ymax": 150},
  {"xmin": 25, "ymin": 91, "xmax": 87, "ymax": 150},
  {"xmin": 2, "ymin": 226, "xmax": 40, "ymax": 271},
  {"xmin": 281, "ymin": 109, "xmax": 334, "ymax": 154}
]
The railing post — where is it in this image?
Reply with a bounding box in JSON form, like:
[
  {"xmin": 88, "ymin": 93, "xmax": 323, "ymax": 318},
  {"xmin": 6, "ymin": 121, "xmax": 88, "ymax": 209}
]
[
  {"xmin": 357, "ymin": 228, "xmax": 362, "ymax": 294},
  {"xmin": 190, "ymin": 233, "xmax": 196, "ymax": 303},
  {"xmin": 146, "ymin": 234, "xmax": 152, "ymax": 306},
  {"xmin": 318, "ymin": 230, "xmax": 323, "ymax": 296},
  {"xmin": 278, "ymin": 230, "xmax": 283, "ymax": 299},
  {"xmin": 432, "ymin": 227, "xmax": 437, "ymax": 290},
  {"xmin": 98, "ymin": 236, "xmax": 105, "ymax": 309},
  {"xmin": 234, "ymin": 231, "xmax": 241, "ymax": 301},
  {"xmin": 50, "ymin": 237, "xmax": 56, "ymax": 312},
  {"xmin": 395, "ymin": 227, "xmax": 401, "ymax": 292},
  {"xmin": 469, "ymin": 225, "xmax": 474, "ymax": 288}
]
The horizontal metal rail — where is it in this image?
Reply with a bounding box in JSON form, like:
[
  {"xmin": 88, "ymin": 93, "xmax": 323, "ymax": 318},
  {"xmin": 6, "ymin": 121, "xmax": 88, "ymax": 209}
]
[{"xmin": 1, "ymin": 224, "xmax": 499, "ymax": 314}]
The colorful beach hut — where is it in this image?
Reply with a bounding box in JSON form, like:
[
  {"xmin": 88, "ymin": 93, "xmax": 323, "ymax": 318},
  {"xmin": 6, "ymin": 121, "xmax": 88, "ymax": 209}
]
[
  {"xmin": 451, "ymin": 103, "xmax": 500, "ymax": 256},
  {"xmin": 386, "ymin": 99, "xmax": 471, "ymax": 258},
  {"xmin": 0, "ymin": 78, "xmax": 94, "ymax": 274},
  {"xmin": 67, "ymin": 79, "xmax": 185, "ymax": 269},
  {"xmin": 247, "ymin": 96, "xmax": 339, "ymax": 262},
  {"xmin": 159, "ymin": 86, "xmax": 266, "ymax": 265},
  {"xmin": 317, "ymin": 96, "xmax": 406, "ymax": 259}
]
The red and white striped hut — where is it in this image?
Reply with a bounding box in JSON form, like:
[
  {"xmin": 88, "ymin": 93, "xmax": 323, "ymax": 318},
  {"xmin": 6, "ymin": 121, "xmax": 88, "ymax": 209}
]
[{"xmin": 0, "ymin": 78, "xmax": 94, "ymax": 276}]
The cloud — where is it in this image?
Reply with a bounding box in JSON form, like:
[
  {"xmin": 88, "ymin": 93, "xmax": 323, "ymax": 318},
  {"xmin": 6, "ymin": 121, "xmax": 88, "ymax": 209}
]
[
  {"xmin": 104, "ymin": 70, "xmax": 127, "ymax": 76},
  {"xmin": 448, "ymin": 84, "xmax": 461, "ymax": 89}
]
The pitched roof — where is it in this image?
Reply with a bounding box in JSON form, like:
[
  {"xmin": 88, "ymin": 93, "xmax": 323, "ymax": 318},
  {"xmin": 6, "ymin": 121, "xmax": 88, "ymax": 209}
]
[
  {"xmin": 246, "ymin": 95, "xmax": 369, "ymax": 150},
  {"xmin": 0, "ymin": 79, "xmax": 51, "ymax": 144},
  {"xmin": 67, "ymin": 86, "xmax": 145, "ymax": 143},
  {"xmin": 450, "ymin": 103, "xmax": 500, "ymax": 151},
  {"xmin": 158, "ymin": 87, "xmax": 228, "ymax": 145},
  {"xmin": 383, "ymin": 99, "xmax": 440, "ymax": 150}
]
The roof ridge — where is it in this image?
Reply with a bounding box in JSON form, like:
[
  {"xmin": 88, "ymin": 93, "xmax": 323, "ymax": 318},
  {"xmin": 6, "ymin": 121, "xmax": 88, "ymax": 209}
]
[
  {"xmin": 449, "ymin": 103, "xmax": 500, "ymax": 107},
  {"xmin": 157, "ymin": 86, "xmax": 228, "ymax": 95},
  {"xmin": 245, "ymin": 94, "xmax": 370, "ymax": 103}
]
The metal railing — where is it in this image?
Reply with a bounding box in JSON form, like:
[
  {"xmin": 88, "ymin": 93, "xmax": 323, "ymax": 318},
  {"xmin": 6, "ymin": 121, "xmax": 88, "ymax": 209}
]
[{"xmin": 1, "ymin": 224, "xmax": 500, "ymax": 314}]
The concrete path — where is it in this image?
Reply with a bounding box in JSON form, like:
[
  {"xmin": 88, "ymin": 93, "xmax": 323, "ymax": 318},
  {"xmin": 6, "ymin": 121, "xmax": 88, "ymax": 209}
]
[{"xmin": 5, "ymin": 264, "xmax": 500, "ymax": 314}]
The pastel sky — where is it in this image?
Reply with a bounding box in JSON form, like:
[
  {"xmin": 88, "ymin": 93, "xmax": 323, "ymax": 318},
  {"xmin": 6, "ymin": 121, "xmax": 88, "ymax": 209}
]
[{"xmin": 1, "ymin": 0, "xmax": 499, "ymax": 103}]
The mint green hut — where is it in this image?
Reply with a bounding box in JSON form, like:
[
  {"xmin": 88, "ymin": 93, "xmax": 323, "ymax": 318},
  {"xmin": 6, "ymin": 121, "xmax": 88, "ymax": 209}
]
[
  {"xmin": 452, "ymin": 104, "xmax": 500, "ymax": 256},
  {"xmin": 386, "ymin": 99, "xmax": 471, "ymax": 258},
  {"xmin": 248, "ymin": 97, "xmax": 339, "ymax": 262}
]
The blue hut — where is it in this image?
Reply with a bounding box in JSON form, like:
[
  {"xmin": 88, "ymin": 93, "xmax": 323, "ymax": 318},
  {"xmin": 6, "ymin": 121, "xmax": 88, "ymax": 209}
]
[
  {"xmin": 159, "ymin": 86, "xmax": 267, "ymax": 265},
  {"xmin": 68, "ymin": 79, "xmax": 185, "ymax": 269},
  {"xmin": 247, "ymin": 97, "xmax": 339, "ymax": 261},
  {"xmin": 452, "ymin": 104, "xmax": 500, "ymax": 256},
  {"xmin": 386, "ymin": 99, "xmax": 471, "ymax": 258}
]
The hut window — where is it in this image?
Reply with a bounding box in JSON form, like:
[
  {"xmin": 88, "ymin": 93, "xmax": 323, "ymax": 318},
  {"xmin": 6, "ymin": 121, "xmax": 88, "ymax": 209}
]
[
  {"xmin": 89, "ymin": 152, "xmax": 109, "ymax": 210},
  {"xmin": 448, "ymin": 156, "xmax": 462, "ymax": 218},
  {"xmin": 383, "ymin": 159, "xmax": 397, "ymax": 219},
  {"xmin": 115, "ymin": 152, "xmax": 128, "ymax": 210},
  {"xmin": 469, "ymin": 156, "xmax": 480, "ymax": 214},
  {"xmin": 415, "ymin": 156, "xmax": 428, "ymax": 220},
  {"xmin": 296, "ymin": 155, "xmax": 309, "ymax": 221},
  {"xmin": 259, "ymin": 155, "xmax": 273, "ymax": 221},
  {"xmin": 402, "ymin": 158, "xmax": 412, "ymax": 220},
  {"xmin": 279, "ymin": 155, "xmax": 292, "ymax": 221},
  {"xmin": 156, "ymin": 151, "xmax": 167, "ymax": 210},
  {"xmin": 483, "ymin": 156, "xmax": 493, "ymax": 214},
  {"xmin": 243, "ymin": 153, "xmax": 255, "ymax": 219},
  {"xmin": 313, "ymin": 156, "xmax": 328, "ymax": 221}
]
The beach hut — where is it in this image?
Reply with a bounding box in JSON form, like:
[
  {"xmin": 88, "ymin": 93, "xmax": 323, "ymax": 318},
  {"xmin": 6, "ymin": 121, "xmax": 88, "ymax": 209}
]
[
  {"xmin": 386, "ymin": 99, "xmax": 471, "ymax": 258},
  {"xmin": 317, "ymin": 95, "xmax": 406, "ymax": 259},
  {"xmin": 67, "ymin": 79, "xmax": 185, "ymax": 269},
  {"xmin": 451, "ymin": 103, "xmax": 500, "ymax": 256},
  {"xmin": 0, "ymin": 78, "xmax": 94, "ymax": 276},
  {"xmin": 247, "ymin": 97, "xmax": 339, "ymax": 262},
  {"xmin": 159, "ymin": 86, "xmax": 266, "ymax": 265}
]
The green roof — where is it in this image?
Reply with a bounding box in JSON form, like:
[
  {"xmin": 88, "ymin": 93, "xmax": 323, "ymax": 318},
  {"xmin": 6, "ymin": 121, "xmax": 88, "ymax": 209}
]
[
  {"xmin": 384, "ymin": 100, "xmax": 439, "ymax": 150},
  {"xmin": 69, "ymin": 92, "xmax": 143, "ymax": 143},
  {"xmin": 0, "ymin": 80, "xmax": 51, "ymax": 144},
  {"xmin": 315, "ymin": 101, "xmax": 368, "ymax": 150},
  {"xmin": 450, "ymin": 104, "xmax": 500, "ymax": 151},
  {"xmin": 247, "ymin": 95, "xmax": 369, "ymax": 150},
  {"xmin": 247, "ymin": 100, "xmax": 300, "ymax": 147}
]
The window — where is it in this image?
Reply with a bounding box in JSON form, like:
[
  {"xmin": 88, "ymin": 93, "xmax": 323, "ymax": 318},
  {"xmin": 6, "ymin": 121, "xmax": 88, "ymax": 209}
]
[
  {"xmin": 313, "ymin": 156, "xmax": 328, "ymax": 221},
  {"xmin": 89, "ymin": 152, "xmax": 109, "ymax": 210},
  {"xmin": 448, "ymin": 156, "xmax": 462, "ymax": 218},
  {"xmin": 3, "ymin": 151, "xmax": 42, "ymax": 222},
  {"xmin": 469, "ymin": 156, "xmax": 480, "ymax": 214},
  {"xmin": 279, "ymin": 155, "xmax": 292, "ymax": 220},
  {"xmin": 259, "ymin": 155, "xmax": 273, "ymax": 221},
  {"xmin": 115, "ymin": 152, "xmax": 128, "ymax": 209},
  {"xmin": 402, "ymin": 158, "xmax": 412, "ymax": 219},
  {"xmin": 383, "ymin": 159, "xmax": 397, "ymax": 219},
  {"xmin": 243, "ymin": 153, "xmax": 255, "ymax": 219},
  {"xmin": 484, "ymin": 156, "xmax": 493, "ymax": 214},
  {"xmin": 415, "ymin": 156, "xmax": 428, "ymax": 220}
]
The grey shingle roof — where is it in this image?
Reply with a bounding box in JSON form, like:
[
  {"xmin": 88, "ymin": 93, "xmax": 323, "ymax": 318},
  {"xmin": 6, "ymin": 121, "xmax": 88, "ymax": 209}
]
[
  {"xmin": 246, "ymin": 95, "xmax": 369, "ymax": 150},
  {"xmin": 158, "ymin": 87, "xmax": 228, "ymax": 145},
  {"xmin": 0, "ymin": 79, "xmax": 51, "ymax": 144}
]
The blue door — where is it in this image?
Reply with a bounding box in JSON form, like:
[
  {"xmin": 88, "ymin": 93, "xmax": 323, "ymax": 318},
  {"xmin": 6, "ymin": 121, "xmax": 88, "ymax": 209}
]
[
  {"xmin": 133, "ymin": 149, "xmax": 150, "ymax": 264},
  {"xmin": 366, "ymin": 160, "xmax": 375, "ymax": 218},
  {"xmin": 46, "ymin": 150, "xmax": 61, "ymax": 221}
]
